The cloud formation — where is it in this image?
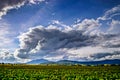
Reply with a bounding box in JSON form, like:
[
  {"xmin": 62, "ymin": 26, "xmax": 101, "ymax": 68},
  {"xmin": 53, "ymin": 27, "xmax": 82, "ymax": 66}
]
[
  {"xmin": 98, "ymin": 5, "xmax": 120, "ymax": 20},
  {"xmin": 0, "ymin": 20, "xmax": 18, "ymax": 63},
  {"xmin": 0, "ymin": 49, "xmax": 16, "ymax": 63},
  {"xmin": 14, "ymin": 18, "xmax": 120, "ymax": 61},
  {"xmin": 108, "ymin": 20, "xmax": 120, "ymax": 34},
  {"xmin": 0, "ymin": 20, "xmax": 16, "ymax": 49},
  {"xmin": 0, "ymin": 0, "xmax": 45, "ymax": 19},
  {"xmin": 5, "ymin": 4, "xmax": 118, "ymax": 62}
]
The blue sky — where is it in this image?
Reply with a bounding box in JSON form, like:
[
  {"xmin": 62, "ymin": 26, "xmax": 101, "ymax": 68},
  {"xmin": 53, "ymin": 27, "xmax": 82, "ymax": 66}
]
[
  {"xmin": 3, "ymin": 0, "xmax": 120, "ymax": 25},
  {"xmin": 0, "ymin": 0, "xmax": 120, "ymax": 63}
]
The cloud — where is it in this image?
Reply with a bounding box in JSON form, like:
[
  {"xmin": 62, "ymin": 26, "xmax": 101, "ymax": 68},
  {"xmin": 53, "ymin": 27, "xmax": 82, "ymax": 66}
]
[
  {"xmin": 108, "ymin": 20, "xmax": 120, "ymax": 34},
  {"xmin": 14, "ymin": 20, "xmax": 120, "ymax": 61},
  {"xmin": 29, "ymin": 0, "xmax": 45, "ymax": 4},
  {"xmin": 89, "ymin": 51, "xmax": 120, "ymax": 60},
  {"xmin": 73, "ymin": 19, "xmax": 101, "ymax": 36},
  {"xmin": 58, "ymin": 47, "xmax": 120, "ymax": 61},
  {"xmin": 0, "ymin": 20, "xmax": 17, "ymax": 49},
  {"xmin": 0, "ymin": 20, "xmax": 18, "ymax": 63},
  {"xmin": 0, "ymin": 49, "xmax": 16, "ymax": 63},
  {"xmin": 98, "ymin": 5, "xmax": 120, "ymax": 20},
  {"xmin": 12, "ymin": 5, "xmax": 120, "ymax": 62},
  {"xmin": 0, "ymin": 0, "xmax": 45, "ymax": 19},
  {"xmin": 0, "ymin": 0, "xmax": 25, "ymax": 19}
]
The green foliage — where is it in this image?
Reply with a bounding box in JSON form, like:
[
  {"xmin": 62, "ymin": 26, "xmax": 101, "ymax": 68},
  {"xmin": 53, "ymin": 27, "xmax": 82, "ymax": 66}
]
[{"xmin": 0, "ymin": 64, "xmax": 120, "ymax": 80}]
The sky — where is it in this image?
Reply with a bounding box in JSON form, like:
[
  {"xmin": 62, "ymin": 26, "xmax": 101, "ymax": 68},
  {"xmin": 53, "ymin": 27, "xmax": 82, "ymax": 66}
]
[{"xmin": 0, "ymin": 0, "xmax": 120, "ymax": 63}]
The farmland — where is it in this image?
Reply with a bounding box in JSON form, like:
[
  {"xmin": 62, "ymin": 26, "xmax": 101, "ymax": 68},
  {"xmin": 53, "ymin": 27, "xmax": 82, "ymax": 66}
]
[{"xmin": 0, "ymin": 64, "xmax": 120, "ymax": 80}]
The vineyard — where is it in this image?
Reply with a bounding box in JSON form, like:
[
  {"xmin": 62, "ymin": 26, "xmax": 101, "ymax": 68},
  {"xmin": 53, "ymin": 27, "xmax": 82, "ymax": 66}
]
[{"xmin": 0, "ymin": 64, "xmax": 120, "ymax": 80}]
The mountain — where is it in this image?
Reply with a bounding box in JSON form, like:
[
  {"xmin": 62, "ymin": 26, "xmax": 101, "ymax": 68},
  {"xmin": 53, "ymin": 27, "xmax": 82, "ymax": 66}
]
[
  {"xmin": 56, "ymin": 59, "xmax": 120, "ymax": 65},
  {"xmin": 26, "ymin": 59, "xmax": 120, "ymax": 65},
  {"xmin": 27, "ymin": 59, "xmax": 50, "ymax": 64}
]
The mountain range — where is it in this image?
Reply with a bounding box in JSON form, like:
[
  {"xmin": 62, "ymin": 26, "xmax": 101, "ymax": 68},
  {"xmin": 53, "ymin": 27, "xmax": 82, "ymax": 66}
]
[{"xmin": 26, "ymin": 59, "xmax": 120, "ymax": 65}]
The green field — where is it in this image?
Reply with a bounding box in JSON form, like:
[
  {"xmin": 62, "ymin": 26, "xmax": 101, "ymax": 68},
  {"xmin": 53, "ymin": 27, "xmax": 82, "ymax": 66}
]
[{"xmin": 0, "ymin": 64, "xmax": 120, "ymax": 80}]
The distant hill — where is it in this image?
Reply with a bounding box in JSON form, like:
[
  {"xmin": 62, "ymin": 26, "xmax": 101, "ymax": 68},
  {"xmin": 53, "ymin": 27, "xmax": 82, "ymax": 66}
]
[
  {"xmin": 26, "ymin": 59, "xmax": 120, "ymax": 65},
  {"xmin": 27, "ymin": 59, "xmax": 51, "ymax": 64},
  {"xmin": 56, "ymin": 59, "xmax": 120, "ymax": 65}
]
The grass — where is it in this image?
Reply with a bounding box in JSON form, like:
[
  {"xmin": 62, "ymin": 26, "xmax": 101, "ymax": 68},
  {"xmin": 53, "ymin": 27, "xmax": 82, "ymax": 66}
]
[{"xmin": 0, "ymin": 64, "xmax": 120, "ymax": 80}]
